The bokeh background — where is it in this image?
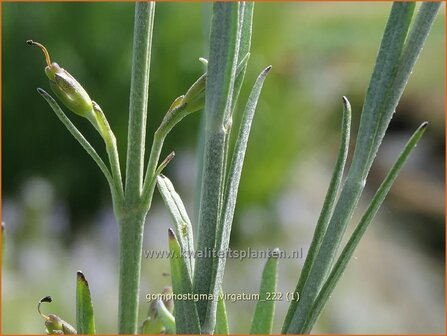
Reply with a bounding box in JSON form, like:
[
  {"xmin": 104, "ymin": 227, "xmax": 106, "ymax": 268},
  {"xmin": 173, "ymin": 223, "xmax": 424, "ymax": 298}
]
[{"xmin": 2, "ymin": 2, "xmax": 445, "ymax": 334}]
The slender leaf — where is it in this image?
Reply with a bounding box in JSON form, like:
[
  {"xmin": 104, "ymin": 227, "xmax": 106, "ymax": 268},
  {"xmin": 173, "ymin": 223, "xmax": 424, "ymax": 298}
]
[
  {"xmin": 285, "ymin": 4, "xmax": 418, "ymax": 333},
  {"xmin": 231, "ymin": 2, "xmax": 254, "ymax": 112},
  {"xmin": 301, "ymin": 123, "xmax": 428, "ymax": 333},
  {"xmin": 194, "ymin": 3, "xmax": 240, "ymax": 331},
  {"xmin": 370, "ymin": 2, "xmax": 441, "ymax": 163},
  {"xmin": 282, "ymin": 97, "xmax": 351, "ymax": 332},
  {"xmin": 215, "ymin": 293, "xmax": 229, "ymax": 334},
  {"xmin": 37, "ymin": 89, "xmax": 119, "ymax": 203},
  {"xmin": 157, "ymin": 174, "xmax": 194, "ymax": 278},
  {"xmin": 250, "ymin": 249, "xmax": 280, "ymax": 334},
  {"xmin": 207, "ymin": 65, "xmax": 272, "ymax": 333},
  {"xmin": 168, "ymin": 229, "xmax": 201, "ymax": 334},
  {"xmin": 76, "ymin": 271, "xmax": 96, "ymax": 334},
  {"xmin": 351, "ymin": 2, "xmax": 415, "ymax": 179}
]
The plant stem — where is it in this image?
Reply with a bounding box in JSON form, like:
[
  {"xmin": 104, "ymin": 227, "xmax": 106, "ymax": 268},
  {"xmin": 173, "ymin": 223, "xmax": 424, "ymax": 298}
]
[
  {"xmin": 125, "ymin": 2, "xmax": 155, "ymax": 206},
  {"xmin": 118, "ymin": 213, "xmax": 146, "ymax": 334},
  {"xmin": 105, "ymin": 138, "xmax": 124, "ymax": 207},
  {"xmin": 118, "ymin": 3, "xmax": 155, "ymax": 334},
  {"xmin": 194, "ymin": 4, "xmax": 240, "ymax": 330},
  {"xmin": 92, "ymin": 102, "xmax": 125, "ymax": 207},
  {"xmin": 141, "ymin": 127, "xmax": 171, "ymax": 211}
]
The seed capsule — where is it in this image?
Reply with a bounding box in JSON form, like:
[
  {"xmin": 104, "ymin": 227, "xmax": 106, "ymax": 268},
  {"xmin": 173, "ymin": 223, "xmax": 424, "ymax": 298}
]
[
  {"xmin": 27, "ymin": 40, "xmax": 93, "ymax": 119},
  {"xmin": 38, "ymin": 296, "xmax": 77, "ymax": 334}
]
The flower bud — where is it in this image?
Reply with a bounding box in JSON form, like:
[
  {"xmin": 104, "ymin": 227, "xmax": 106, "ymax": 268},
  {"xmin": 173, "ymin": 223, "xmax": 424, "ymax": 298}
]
[
  {"xmin": 182, "ymin": 73, "xmax": 205, "ymax": 114},
  {"xmin": 27, "ymin": 40, "xmax": 93, "ymax": 118}
]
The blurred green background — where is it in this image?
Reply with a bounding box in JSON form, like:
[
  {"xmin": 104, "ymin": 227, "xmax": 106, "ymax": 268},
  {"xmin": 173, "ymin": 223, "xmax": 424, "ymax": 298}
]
[{"xmin": 2, "ymin": 2, "xmax": 445, "ymax": 334}]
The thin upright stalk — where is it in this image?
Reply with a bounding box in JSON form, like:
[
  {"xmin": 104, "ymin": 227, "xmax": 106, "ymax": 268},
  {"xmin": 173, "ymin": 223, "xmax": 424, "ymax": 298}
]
[
  {"xmin": 125, "ymin": 2, "xmax": 155, "ymax": 205},
  {"xmin": 118, "ymin": 3, "xmax": 155, "ymax": 334},
  {"xmin": 118, "ymin": 213, "xmax": 146, "ymax": 334},
  {"xmin": 193, "ymin": 3, "xmax": 240, "ymax": 330}
]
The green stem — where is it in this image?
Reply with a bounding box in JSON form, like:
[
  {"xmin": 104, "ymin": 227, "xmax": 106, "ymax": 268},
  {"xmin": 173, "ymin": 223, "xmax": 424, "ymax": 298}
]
[
  {"xmin": 194, "ymin": 4, "xmax": 240, "ymax": 329},
  {"xmin": 92, "ymin": 102, "xmax": 125, "ymax": 207},
  {"xmin": 125, "ymin": 2, "xmax": 155, "ymax": 206},
  {"xmin": 118, "ymin": 3, "xmax": 155, "ymax": 333},
  {"xmin": 141, "ymin": 130, "xmax": 166, "ymax": 211},
  {"xmin": 139, "ymin": 102, "xmax": 192, "ymax": 212},
  {"xmin": 118, "ymin": 213, "xmax": 146, "ymax": 334},
  {"xmin": 106, "ymin": 139, "xmax": 124, "ymax": 203}
]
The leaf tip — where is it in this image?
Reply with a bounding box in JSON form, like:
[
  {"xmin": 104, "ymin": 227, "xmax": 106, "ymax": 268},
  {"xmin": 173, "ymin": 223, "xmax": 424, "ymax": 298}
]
[
  {"xmin": 199, "ymin": 57, "xmax": 208, "ymax": 67},
  {"xmin": 420, "ymin": 121, "xmax": 428, "ymax": 129},
  {"xmin": 157, "ymin": 152, "xmax": 176, "ymax": 176},
  {"xmin": 36, "ymin": 87, "xmax": 45, "ymax": 95},
  {"xmin": 77, "ymin": 270, "xmax": 87, "ymax": 282},
  {"xmin": 165, "ymin": 151, "xmax": 176, "ymax": 164},
  {"xmin": 168, "ymin": 228, "xmax": 176, "ymax": 240},
  {"xmin": 263, "ymin": 65, "xmax": 273, "ymax": 74},
  {"xmin": 77, "ymin": 270, "xmax": 92, "ymax": 292},
  {"xmin": 342, "ymin": 95, "xmax": 351, "ymax": 107}
]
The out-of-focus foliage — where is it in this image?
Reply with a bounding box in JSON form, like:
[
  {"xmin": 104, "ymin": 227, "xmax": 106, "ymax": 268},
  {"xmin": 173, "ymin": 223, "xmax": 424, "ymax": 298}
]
[{"xmin": 2, "ymin": 2, "xmax": 444, "ymax": 334}]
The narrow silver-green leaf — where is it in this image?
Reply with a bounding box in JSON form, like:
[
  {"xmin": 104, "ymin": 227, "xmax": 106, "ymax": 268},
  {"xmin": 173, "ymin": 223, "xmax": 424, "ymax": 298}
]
[
  {"xmin": 194, "ymin": 2, "xmax": 240, "ymax": 330},
  {"xmin": 207, "ymin": 65, "xmax": 271, "ymax": 334},
  {"xmin": 168, "ymin": 229, "xmax": 201, "ymax": 334},
  {"xmin": 231, "ymin": 2, "xmax": 254, "ymax": 112},
  {"xmin": 215, "ymin": 292, "xmax": 229, "ymax": 334},
  {"xmin": 238, "ymin": 2, "xmax": 254, "ymax": 62},
  {"xmin": 250, "ymin": 249, "xmax": 280, "ymax": 334},
  {"xmin": 157, "ymin": 174, "xmax": 194, "ymax": 278},
  {"xmin": 285, "ymin": 5, "xmax": 417, "ymax": 333},
  {"xmin": 350, "ymin": 2, "xmax": 415, "ymax": 179},
  {"xmin": 370, "ymin": 2, "xmax": 441, "ymax": 164},
  {"xmin": 282, "ymin": 97, "xmax": 351, "ymax": 333},
  {"xmin": 216, "ymin": 66, "xmax": 271, "ymax": 272},
  {"xmin": 301, "ymin": 122, "xmax": 428, "ymax": 333},
  {"xmin": 76, "ymin": 271, "xmax": 96, "ymax": 334}
]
